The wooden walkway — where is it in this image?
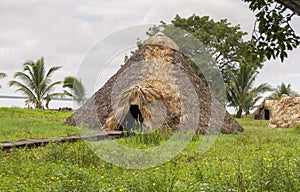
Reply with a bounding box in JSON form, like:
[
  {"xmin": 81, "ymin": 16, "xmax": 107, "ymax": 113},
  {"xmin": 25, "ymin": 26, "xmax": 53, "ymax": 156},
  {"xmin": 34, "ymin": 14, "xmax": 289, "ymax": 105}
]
[{"xmin": 0, "ymin": 131, "xmax": 123, "ymax": 152}]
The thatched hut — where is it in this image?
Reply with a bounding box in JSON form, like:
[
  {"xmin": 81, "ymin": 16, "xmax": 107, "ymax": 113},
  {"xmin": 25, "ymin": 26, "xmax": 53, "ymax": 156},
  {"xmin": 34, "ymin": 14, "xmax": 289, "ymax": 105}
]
[
  {"xmin": 65, "ymin": 33, "xmax": 243, "ymax": 134},
  {"xmin": 254, "ymin": 95, "xmax": 300, "ymax": 128},
  {"xmin": 253, "ymin": 99, "xmax": 278, "ymax": 120}
]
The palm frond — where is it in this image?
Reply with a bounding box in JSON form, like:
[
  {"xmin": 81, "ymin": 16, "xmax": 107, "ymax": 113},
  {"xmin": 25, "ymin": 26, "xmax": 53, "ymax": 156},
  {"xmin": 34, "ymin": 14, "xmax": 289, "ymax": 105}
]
[
  {"xmin": 63, "ymin": 90, "xmax": 74, "ymax": 97},
  {"xmin": 46, "ymin": 66, "xmax": 62, "ymax": 78},
  {"xmin": 63, "ymin": 76, "xmax": 86, "ymax": 105},
  {"xmin": 0, "ymin": 72, "xmax": 7, "ymax": 78},
  {"xmin": 42, "ymin": 81, "xmax": 62, "ymax": 96},
  {"xmin": 9, "ymin": 80, "xmax": 36, "ymax": 99},
  {"xmin": 268, "ymin": 82, "xmax": 298, "ymax": 99},
  {"xmin": 13, "ymin": 71, "xmax": 35, "ymax": 90},
  {"xmin": 0, "ymin": 72, "xmax": 7, "ymax": 88},
  {"xmin": 47, "ymin": 92, "xmax": 66, "ymax": 99},
  {"xmin": 63, "ymin": 76, "xmax": 76, "ymax": 88}
]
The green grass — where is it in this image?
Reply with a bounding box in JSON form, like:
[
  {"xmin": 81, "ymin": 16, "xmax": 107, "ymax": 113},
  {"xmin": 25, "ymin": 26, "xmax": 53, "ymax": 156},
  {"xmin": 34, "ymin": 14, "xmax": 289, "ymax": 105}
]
[
  {"xmin": 0, "ymin": 109, "xmax": 299, "ymax": 191},
  {"xmin": 0, "ymin": 107, "xmax": 78, "ymax": 142}
]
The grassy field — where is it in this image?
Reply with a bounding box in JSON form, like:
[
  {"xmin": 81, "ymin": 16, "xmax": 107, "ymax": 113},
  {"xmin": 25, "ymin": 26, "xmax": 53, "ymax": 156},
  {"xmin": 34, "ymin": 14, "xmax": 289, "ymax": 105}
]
[
  {"xmin": 0, "ymin": 108, "xmax": 299, "ymax": 191},
  {"xmin": 0, "ymin": 107, "xmax": 78, "ymax": 142}
]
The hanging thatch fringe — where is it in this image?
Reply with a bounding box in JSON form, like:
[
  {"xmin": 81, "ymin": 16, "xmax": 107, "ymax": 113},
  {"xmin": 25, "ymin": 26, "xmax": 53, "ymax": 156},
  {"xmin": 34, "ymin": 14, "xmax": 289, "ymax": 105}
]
[{"xmin": 103, "ymin": 79, "xmax": 181, "ymax": 132}]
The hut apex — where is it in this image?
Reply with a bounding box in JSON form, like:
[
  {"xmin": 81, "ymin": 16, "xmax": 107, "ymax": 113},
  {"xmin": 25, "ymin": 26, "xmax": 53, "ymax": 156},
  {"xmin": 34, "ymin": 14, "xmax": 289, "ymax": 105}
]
[{"xmin": 142, "ymin": 33, "xmax": 180, "ymax": 51}]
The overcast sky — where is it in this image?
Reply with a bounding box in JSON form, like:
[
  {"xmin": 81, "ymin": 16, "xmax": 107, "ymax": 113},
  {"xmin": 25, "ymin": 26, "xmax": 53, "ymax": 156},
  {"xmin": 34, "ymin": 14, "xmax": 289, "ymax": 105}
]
[{"xmin": 0, "ymin": 0, "xmax": 299, "ymax": 108}]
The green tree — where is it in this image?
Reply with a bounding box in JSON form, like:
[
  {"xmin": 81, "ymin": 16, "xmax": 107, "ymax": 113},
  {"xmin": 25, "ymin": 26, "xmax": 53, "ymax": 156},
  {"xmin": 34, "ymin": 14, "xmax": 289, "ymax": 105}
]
[
  {"xmin": 63, "ymin": 76, "xmax": 86, "ymax": 105},
  {"xmin": 243, "ymin": 0, "xmax": 300, "ymax": 62},
  {"xmin": 170, "ymin": 15, "xmax": 249, "ymax": 72},
  {"xmin": 146, "ymin": 15, "xmax": 264, "ymax": 84},
  {"xmin": 226, "ymin": 63, "xmax": 272, "ymax": 118},
  {"xmin": 0, "ymin": 72, "xmax": 7, "ymax": 88},
  {"xmin": 268, "ymin": 82, "xmax": 298, "ymax": 98},
  {"xmin": 243, "ymin": 91, "xmax": 265, "ymax": 115},
  {"xmin": 9, "ymin": 58, "xmax": 63, "ymax": 109}
]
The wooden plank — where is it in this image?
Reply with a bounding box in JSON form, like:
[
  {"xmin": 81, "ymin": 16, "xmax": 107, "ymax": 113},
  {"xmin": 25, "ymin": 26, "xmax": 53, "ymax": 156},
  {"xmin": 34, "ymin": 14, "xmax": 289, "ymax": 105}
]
[{"xmin": 0, "ymin": 131, "xmax": 123, "ymax": 152}]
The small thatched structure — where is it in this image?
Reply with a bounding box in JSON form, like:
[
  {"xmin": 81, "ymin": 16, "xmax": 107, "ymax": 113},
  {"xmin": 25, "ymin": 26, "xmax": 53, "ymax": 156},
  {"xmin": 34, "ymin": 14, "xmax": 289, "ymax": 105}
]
[
  {"xmin": 254, "ymin": 95, "xmax": 300, "ymax": 128},
  {"xmin": 65, "ymin": 33, "xmax": 243, "ymax": 134},
  {"xmin": 253, "ymin": 99, "xmax": 277, "ymax": 120}
]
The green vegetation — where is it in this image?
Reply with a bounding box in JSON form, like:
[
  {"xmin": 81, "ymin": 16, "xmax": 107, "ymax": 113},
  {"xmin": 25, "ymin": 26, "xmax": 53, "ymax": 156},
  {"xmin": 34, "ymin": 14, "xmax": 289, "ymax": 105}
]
[
  {"xmin": 268, "ymin": 82, "xmax": 299, "ymax": 99},
  {"xmin": 9, "ymin": 57, "xmax": 64, "ymax": 109},
  {"xmin": 243, "ymin": 0, "xmax": 300, "ymax": 62},
  {"xmin": 147, "ymin": 14, "xmax": 260, "ymax": 83},
  {"xmin": 0, "ymin": 108, "xmax": 77, "ymax": 142},
  {"xmin": 226, "ymin": 63, "xmax": 272, "ymax": 118},
  {"xmin": 0, "ymin": 109, "xmax": 299, "ymax": 191},
  {"xmin": 0, "ymin": 72, "xmax": 7, "ymax": 88},
  {"xmin": 63, "ymin": 76, "xmax": 86, "ymax": 105}
]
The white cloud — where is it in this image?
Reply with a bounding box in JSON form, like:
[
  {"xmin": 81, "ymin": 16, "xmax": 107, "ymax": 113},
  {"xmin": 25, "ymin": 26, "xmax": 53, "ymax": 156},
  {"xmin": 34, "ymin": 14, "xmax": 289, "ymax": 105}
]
[{"xmin": 289, "ymin": 74, "xmax": 300, "ymax": 77}]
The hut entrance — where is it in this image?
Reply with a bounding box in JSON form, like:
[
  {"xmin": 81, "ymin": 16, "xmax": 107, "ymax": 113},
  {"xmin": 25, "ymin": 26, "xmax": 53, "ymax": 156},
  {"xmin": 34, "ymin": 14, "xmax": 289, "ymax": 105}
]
[
  {"xmin": 120, "ymin": 105, "xmax": 143, "ymax": 131},
  {"xmin": 265, "ymin": 109, "xmax": 270, "ymax": 120}
]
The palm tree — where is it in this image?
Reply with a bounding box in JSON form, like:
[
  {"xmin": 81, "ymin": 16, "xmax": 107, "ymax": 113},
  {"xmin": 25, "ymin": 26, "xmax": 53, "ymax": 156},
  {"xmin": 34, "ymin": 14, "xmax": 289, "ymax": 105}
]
[
  {"xmin": 9, "ymin": 58, "xmax": 63, "ymax": 109},
  {"xmin": 268, "ymin": 82, "xmax": 298, "ymax": 99},
  {"xmin": 242, "ymin": 88, "xmax": 268, "ymax": 115},
  {"xmin": 0, "ymin": 72, "xmax": 7, "ymax": 88},
  {"xmin": 226, "ymin": 63, "xmax": 272, "ymax": 118},
  {"xmin": 63, "ymin": 76, "xmax": 86, "ymax": 105}
]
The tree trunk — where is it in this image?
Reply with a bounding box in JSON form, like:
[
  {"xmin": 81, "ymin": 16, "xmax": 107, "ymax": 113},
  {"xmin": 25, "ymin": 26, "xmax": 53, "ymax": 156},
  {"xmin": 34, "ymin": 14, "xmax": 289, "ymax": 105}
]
[
  {"xmin": 275, "ymin": 0, "xmax": 300, "ymax": 15},
  {"xmin": 236, "ymin": 105, "xmax": 243, "ymax": 118}
]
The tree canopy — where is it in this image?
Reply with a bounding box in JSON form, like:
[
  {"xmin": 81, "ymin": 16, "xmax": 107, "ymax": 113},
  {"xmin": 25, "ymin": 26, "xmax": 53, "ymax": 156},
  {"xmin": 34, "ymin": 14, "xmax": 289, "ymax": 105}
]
[
  {"xmin": 243, "ymin": 0, "xmax": 300, "ymax": 62},
  {"xmin": 226, "ymin": 63, "xmax": 272, "ymax": 118},
  {"xmin": 268, "ymin": 82, "xmax": 299, "ymax": 98},
  {"xmin": 150, "ymin": 15, "xmax": 252, "ymax": 71}
]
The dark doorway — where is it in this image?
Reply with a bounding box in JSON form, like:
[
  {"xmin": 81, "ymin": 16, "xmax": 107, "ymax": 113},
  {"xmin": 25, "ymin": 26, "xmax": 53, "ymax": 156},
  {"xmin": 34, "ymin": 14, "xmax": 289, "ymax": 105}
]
[
  {"xmin": 119, "ymin": 105, "xmax": 143, "ymax": 131},
  {"xmin": 264, "ymin": 109, "xmax": 270, "ymax": 120}
]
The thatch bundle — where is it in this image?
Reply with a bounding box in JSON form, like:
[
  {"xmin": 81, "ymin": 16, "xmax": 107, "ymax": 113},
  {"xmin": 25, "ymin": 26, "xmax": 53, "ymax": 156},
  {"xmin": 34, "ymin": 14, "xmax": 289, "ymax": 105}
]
[{"xmin": 65, "ymin": 34, "xmax": 243, "ymax": 134}]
